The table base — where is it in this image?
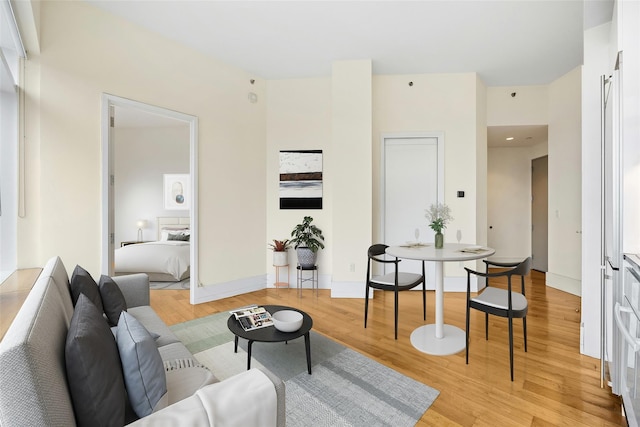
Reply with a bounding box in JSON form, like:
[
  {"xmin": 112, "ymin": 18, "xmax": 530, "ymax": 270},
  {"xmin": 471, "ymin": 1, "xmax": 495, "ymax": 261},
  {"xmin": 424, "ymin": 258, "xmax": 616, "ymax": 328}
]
[{"xmin": 410, "ymin": 324, "xmax": 466, "ymax": 356}]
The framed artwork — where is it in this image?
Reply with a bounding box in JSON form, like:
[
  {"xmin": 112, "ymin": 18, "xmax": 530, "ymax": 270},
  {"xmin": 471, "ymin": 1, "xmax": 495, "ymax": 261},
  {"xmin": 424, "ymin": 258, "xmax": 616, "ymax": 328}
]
[
  {"xmin": 279, "ymin": 150, "xmax": 323, "ymax": 209},
  {"xmin": 163, "ymin": 174, "xmax": 189, "ymax": 210}
]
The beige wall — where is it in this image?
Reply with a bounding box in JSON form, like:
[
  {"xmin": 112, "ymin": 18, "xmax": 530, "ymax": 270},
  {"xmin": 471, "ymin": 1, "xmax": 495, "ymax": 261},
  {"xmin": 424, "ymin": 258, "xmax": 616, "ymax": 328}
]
[
  {"xmin": 548, "ymin": 66, "xmax": 583, "ymax": 294},
  {"xmin": 373, "ymin": 73, "xmax": 482, "ymax": 279},
  {"xmin": 487, "ymin": 85, "xmax": 548, "ymax": 126},
  {"xmin": 19, "ymin": 1, "xmax": 267, "ymax": 288},
  {"xmin": 331, "ymin": 60, "xmax": 372, "ymax": 292},
  {"xmin": 265, "ymin": 77, "xmax": 332, "ymax": 285}
]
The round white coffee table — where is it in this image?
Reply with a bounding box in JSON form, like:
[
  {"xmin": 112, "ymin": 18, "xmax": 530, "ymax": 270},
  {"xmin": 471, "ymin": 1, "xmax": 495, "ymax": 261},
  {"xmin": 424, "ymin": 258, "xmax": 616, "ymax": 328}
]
[{"xmin": 386, "ymin": 243, "xmax": 495, "ymax": 356}]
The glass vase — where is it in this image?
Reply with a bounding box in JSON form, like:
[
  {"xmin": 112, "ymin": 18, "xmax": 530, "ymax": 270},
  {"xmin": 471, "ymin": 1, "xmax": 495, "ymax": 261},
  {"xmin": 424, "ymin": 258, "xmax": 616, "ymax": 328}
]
[{"xmin": 435, "ymin": 232, "xmax": 444, "ymax": 249}]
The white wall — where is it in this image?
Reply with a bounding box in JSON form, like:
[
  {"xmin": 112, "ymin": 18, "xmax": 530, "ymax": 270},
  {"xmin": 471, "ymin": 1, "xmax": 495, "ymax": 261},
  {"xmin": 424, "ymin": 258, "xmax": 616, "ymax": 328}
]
[
  {"xmin": 114, "ymin": 126, "xmax": 189, "ymax": 245},
  {"xmin": 620, "ymin": 0, "xmax": 640, "ymax": 255},
  {"xmin": 487, "ymin": 147, "xmax": 536, "ymax": 261},
  {"xmin": 485, "ymin": 85, "xmax": 549, "ymax": 265},
  {"xmin": 19, "ymin": 1, "xmax": 267, "ymax": 294},
  {"xmin": 0, "ymin": 73, "xmax": 19, "ymax": 281},
  {"xmin": 581, "ymin": 22, "xmax": 613, "ymax": 358},
  {"xmin": 547, "ymin": 67, "xmax": 583, "ymax": 295}
]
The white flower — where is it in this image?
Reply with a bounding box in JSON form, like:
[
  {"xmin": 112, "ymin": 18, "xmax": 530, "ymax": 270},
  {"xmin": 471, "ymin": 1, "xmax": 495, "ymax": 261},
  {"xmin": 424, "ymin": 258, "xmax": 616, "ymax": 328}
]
[{"xmin": 425, "ymin": 203, "xmax": 453, "ymax": 233}]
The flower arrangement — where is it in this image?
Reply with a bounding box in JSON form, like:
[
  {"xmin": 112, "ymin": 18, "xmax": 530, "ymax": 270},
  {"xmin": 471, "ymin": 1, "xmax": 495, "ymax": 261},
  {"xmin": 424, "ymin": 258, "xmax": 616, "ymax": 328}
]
[{"xmin": 425, "ymin": 203, "xmax": 453, "ymax": 234}]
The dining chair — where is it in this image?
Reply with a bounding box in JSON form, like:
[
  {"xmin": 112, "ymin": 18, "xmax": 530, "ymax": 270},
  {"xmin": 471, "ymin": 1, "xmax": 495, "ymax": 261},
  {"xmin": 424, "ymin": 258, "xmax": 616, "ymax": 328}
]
[
  {"xmin": 465, "ymin": 257, "xmax": 532, "ymax": 381},
  {"xmin": 364, "ymin": 244, "xmax": 426, "ymax": 339}
]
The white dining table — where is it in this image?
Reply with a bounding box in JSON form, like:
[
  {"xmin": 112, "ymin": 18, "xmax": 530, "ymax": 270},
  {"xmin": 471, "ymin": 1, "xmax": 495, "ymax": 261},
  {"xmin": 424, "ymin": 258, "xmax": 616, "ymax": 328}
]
[{"xmin": 386, "ymin": 243, "xmax": 495, "ymax": 356}]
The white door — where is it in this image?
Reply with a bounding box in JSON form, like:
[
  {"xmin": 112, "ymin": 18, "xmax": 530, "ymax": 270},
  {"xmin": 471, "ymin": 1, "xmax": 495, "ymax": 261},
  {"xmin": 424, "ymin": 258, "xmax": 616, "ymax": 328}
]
[{"xmin": 382, "ymin": 135, "xmax": 443, "ymax": 288}]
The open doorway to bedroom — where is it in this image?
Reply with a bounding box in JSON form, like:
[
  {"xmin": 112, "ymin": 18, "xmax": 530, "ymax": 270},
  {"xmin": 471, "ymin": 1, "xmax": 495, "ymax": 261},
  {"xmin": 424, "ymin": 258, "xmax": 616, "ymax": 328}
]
[{"xmin": 101, "ymin": 94, "xmax": 199, "ymax": 304}]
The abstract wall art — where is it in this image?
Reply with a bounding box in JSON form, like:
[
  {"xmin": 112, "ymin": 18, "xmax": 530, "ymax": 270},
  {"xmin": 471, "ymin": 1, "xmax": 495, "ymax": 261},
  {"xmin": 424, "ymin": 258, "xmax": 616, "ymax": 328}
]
[{"xmin": 279, "ymin": 150, "xmax": 323, "ymax": 209}]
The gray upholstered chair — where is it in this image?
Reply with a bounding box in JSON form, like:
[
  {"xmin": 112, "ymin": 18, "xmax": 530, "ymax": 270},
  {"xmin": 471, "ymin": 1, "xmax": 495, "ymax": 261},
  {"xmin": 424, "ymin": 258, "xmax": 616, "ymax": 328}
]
[
  {"xmin": 364, "ymin": 244, "xmax": 426, "ymax": 339},
  {"xmin": 464, "ymin": 257, "xmax": 532, "ymax": 381}
]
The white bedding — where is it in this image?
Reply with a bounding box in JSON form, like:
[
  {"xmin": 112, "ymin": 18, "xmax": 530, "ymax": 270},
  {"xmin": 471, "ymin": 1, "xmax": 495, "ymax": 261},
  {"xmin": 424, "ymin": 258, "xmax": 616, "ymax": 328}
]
[{"xmin": 115, "ymin": 241, "xmax": 190, "ymax": 281}]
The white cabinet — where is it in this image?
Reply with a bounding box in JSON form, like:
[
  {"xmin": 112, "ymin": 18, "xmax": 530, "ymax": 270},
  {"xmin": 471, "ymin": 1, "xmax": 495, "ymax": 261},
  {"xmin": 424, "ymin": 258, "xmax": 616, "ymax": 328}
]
[{"xmin": 618, "ymin": 254, "xmax": 640, "ymax": 426}]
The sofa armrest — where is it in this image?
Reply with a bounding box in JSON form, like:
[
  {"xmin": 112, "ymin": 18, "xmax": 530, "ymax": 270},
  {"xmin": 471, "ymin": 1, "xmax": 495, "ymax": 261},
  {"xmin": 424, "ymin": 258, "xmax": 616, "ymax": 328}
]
[
  {"xmin": 127, "ymin": 369, "xmax": 284, "ymax": 427},
  {"xmin": 112, "ymin": 274, "xmax": 150, "ymax": 308}
]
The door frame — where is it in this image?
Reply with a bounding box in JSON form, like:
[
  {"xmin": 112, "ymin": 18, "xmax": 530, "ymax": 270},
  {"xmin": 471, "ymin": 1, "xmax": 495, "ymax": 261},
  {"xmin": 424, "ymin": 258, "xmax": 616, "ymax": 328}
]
[
  {"xmin": 101, "ymin": 94, "xmax": 199, "ymax": 304},
  {"xmin": 531, "ymin": 155, "xmax": 549, "ymax": 272},
  {"xmin": 379, "ymin": 132, "xmax": 445, "ymax": 243}
]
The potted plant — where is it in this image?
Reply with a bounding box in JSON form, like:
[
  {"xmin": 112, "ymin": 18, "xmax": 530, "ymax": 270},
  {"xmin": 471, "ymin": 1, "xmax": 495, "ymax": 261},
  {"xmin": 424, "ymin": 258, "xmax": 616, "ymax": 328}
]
[
  {"xmin": 290, "ymin": 216, "xmax": 325, "ymax": 268},
  {"xmin": 269, "ymin": 239, "xmax": 291, "ymax": 266}
]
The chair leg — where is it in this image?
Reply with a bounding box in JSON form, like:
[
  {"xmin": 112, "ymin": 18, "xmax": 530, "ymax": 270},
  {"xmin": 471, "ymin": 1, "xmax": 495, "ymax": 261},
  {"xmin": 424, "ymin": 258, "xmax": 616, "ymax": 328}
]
[
  {"xmin": 422, "ymin": 261, "xmax": 426, "ymax": 321},
  {"xmin": 422, "ymin": 279, "xmax": 426, "ymax": 321},
  {"xmin": 364, "ymin": 284, "xmax": 369, "ymax": 328},
  {"xmin": 523, "ymin": 316, "xmax": 528, "ymax": 352},
  {"xmin": 394, "ymin": 288, "xmax": 399, "ymax": 340},
  {"xmin": 485, "ymin": 313, "xmax": 489, "ymax": 340},
  {"xmin": 465, "ymin": 304, "xmax": 470, "ymax": 364},
  {"xmin": 509, "ymin": 316, "xmax": 514, "ymax": 381}
]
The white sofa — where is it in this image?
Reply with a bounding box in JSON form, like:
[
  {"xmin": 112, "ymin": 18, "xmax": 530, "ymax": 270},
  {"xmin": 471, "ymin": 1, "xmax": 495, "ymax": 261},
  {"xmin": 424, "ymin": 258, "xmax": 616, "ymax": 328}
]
[{"xmin": 0, "ymin": 256, "xmax": 285, "ymax": 426}]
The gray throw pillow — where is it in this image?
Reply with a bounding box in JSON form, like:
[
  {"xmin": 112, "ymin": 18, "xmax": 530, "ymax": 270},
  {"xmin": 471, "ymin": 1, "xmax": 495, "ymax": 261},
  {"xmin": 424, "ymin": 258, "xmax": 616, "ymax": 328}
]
[
  {"xmin": 65, "ymin": 294, "xmax": 126, "ymax": 427},
  {"xmin": 99, "ymin": 275, "xmax": 127, "ymax": 327},
  {"xmin": 69, "ymin": 265, "xmax": 104, "ymax": 313},
  {"xmin": 117, "ymin": 311, "xmax": 167, "ymax": 418},
  {"xmin": 167, "ymin": 233, "xmax": 190, "ymax": 241}
]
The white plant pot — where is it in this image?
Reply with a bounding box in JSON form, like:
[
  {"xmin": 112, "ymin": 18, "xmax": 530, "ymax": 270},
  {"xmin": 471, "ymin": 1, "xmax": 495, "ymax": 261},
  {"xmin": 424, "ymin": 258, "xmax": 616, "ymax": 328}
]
[{"xmin": 273, "ymin": 251, "xmax": 288, "ymax": 267}]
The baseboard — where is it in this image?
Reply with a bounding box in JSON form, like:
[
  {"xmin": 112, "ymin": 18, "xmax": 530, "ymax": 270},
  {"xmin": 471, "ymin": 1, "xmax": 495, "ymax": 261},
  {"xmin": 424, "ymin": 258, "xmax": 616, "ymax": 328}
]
[
  {"xmin": 266, "ymin": 272, "xmax": 331, "ymax": 290},
  {"xmin": 546, "ymin": 272, "xmax": 581, "ymax": 296},
  {"xmin": 330, "ymin": 275, "xmax": 480, "ymax": 298},
  {"xmin": 192, "ymin": 272, "xmax": 482, "ymax": 303},
  {"xmin": 331, "ymin": 281, "xmax": 370, "ymax": 298},
  {"xmin": 192, "ymin": 274, "xmax": 267, "ymax": 304}
]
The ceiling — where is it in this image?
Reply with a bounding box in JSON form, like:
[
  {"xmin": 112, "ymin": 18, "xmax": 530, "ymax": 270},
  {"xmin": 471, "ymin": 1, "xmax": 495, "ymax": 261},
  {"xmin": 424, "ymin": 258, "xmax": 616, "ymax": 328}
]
[
  {"xmin": 487, "ymin": 124, "xmax": 547, "ymax": 148},
  {"xmin": 99, "ymin": 1, "xmax": 611, "ymax": 144},
  {"xmin": 88, "ymin": 0, "xmax": 613, "ymax": 86}
]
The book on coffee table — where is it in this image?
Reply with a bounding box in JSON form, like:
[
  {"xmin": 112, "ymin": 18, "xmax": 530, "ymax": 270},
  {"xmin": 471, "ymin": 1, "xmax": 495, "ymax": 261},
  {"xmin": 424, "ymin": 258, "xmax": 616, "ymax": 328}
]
[{"xmin": 229, "ymin": 305, "xmax": 274, "ymax": 331}]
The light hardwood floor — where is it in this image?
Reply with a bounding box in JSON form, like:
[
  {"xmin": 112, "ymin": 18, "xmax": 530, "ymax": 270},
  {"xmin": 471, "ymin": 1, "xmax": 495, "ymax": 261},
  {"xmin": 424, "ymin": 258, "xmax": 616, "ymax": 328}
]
[{"xmin": 151, "ymin": 271, "xmax": 626, "ymax": 426}]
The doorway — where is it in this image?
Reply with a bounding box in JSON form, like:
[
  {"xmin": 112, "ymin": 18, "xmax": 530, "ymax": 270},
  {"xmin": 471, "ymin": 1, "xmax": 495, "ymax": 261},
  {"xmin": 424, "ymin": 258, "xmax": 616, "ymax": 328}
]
[
  {"xmin": 531, "ymin": 155, "xmax": 548, "ymax": 271},
  {"xmin": 101, "ymin": 94, "xmax": 199, "ymax": 304},
  {"xmin": 381, "ymin": 133, "xmax": 444, "ymax": 287}
]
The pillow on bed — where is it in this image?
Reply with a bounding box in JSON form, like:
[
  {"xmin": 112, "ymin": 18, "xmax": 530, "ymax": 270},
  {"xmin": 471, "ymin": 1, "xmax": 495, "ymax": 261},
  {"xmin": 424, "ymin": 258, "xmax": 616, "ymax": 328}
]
[
  {"xmin": 160, "ymin": 227, "xmax": 189, "ymax": 241},
  {"xmin": 167, "ymin": 233, "xmax": 190, "ymax": 242},
  {"xmin": 99, "ymin": 275, "xmax": 128, "ymax": 327}
]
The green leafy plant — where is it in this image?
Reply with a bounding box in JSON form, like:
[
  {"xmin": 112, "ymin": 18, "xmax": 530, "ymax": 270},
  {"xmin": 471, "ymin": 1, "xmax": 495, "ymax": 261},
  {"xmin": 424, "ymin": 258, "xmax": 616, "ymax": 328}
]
[
  {"xmin": 425, "ymin": 203, "xmax": 453, "ymax": 233},
  {"xmin": 290, "ymin": 216, "xmax": 325, "ymax": 253},
  {"xmin": 268, "ymin": 239, "xmax": 291, "ymax": 252}
]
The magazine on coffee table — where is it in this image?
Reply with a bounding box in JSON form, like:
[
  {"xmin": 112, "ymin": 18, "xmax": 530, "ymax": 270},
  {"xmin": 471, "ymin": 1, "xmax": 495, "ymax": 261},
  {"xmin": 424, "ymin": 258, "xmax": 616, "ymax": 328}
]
[{"xmin": 229, "ymin": 305, "xmax": 274, "ymax": 331}]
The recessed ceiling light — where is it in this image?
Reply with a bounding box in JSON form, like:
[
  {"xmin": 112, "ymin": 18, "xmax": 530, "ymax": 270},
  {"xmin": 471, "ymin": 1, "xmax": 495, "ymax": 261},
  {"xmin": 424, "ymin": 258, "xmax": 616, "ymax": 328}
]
[{"xmin": 506, "ymin": 137, "xmax": 515, "ymax": 141}]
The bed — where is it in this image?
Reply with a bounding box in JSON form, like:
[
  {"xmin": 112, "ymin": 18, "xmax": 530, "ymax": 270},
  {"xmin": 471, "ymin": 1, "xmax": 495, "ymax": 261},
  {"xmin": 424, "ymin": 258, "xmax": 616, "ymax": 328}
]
[{"xmin": 114, "ymin": 217, "xmax": 191, "ymax": 282}]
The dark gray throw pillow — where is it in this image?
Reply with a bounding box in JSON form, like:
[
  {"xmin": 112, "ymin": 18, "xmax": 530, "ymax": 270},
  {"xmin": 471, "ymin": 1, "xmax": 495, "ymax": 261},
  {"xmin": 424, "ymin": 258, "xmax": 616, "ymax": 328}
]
[
  {"xmin": 65, "ymin": 294, "xmax": 126, "ymax": 427},
  {"xmin": 69, "ymin": 264, "xmax": 104, "ymax": 313},
  {"xmin": 99, "ymin": 275, "xmax": 127, "ymax": 327},
  {"xmin": 117, "ymin": 311, "xmax": 167, "ymax": 418},
  {"xmin": 167, "ymin": 233, "xmax": 190, "ymax": 241}
]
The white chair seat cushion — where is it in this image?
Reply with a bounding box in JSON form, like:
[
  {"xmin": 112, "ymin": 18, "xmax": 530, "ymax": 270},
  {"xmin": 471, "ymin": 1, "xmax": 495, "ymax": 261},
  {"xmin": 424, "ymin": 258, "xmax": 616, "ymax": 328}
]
[
  {"xmin": 471, "ymin": 287, "xmax": 528, "ymax": 311},
  {"xmin": 371, "ymin": 272, "xmax": 422, "ymax": 287}
]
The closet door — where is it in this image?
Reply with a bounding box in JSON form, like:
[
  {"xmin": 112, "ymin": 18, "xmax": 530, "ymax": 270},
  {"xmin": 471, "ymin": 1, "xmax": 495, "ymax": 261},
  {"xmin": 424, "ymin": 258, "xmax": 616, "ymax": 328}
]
[{"xmin": 382, "ymin": 135, "xmax": 442, "ymax": 284}]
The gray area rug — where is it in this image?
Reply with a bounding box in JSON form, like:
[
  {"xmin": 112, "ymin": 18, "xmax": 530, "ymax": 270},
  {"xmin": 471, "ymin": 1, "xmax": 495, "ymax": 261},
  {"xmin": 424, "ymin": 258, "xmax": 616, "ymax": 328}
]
[
  {"xmin": 170, "ymin": 311, "xmax": 439, "ymax": 426},
  {"xmin": 149, "ymin": 278, "xmax": 190, "ymax": 290}
]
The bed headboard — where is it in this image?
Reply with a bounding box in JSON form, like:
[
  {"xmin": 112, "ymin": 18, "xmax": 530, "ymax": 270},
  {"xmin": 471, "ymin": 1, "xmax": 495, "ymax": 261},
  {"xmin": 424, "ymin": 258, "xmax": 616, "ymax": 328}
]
[{"xmin": 157, "ymin": 217, "xmax": 190, "ymax": 240}]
